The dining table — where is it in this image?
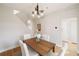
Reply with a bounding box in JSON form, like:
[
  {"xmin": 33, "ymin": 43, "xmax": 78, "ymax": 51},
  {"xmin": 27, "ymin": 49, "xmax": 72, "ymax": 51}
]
[{"xmin": 23, "ymin": 38, "xmax": 56, "ymax": 56}]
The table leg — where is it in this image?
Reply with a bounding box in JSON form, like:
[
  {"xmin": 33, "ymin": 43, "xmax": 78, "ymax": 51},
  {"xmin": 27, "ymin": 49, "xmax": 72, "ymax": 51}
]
[{"xmin": 53, "ymin": 45, "xmax": 55, "ymax": 52}]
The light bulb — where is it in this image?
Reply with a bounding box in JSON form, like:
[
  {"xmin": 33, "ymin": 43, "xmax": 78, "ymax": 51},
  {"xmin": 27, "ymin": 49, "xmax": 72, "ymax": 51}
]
[
  {"xmin": 34, "ymin": 11, "xmax": 37, "ymax": 15},
  {"xmin": 40, "ymin": 13, "xmax": 44, "ymax": 16},
  {"xmin": 13, "ymin": 10, "xmax": 20, "ymax": 14},
  {"xmin": 27, "ymin": 20, "xmax": 31, "ymax": 24},
  {"xmin": 37, "ymin": 15, "xmax": 40, "ymax": 18},
  {"xmin": 32, "ymin": 14, "xmax": 34, "ymax": 17}
]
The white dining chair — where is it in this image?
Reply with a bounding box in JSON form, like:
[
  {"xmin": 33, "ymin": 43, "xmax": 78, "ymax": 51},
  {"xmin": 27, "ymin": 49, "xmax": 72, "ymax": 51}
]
[
  {"xmin": 57, "ymin": 42, "xmax": 68, "ymax": 56},
  {"xmin": 46, "ymin": 42, "xmax": 68, "ymax": 56},
  {"xmin": 19, "ymin": 40, "xmax": 38, "ymax": 56},
  {"xmin": 42, "ymin": 34, "xmax": 50, "ymax": 41},
  {"xmin": 23, "ymin": 34, "xmax": 39, "ymax": 55},
  {"xmin": 19, "ymin": 40, "xmax": 29, "ymax": 56},
  {"xmin": 24, "ymin": 34, "xmax": 32, "ymax": 40}
]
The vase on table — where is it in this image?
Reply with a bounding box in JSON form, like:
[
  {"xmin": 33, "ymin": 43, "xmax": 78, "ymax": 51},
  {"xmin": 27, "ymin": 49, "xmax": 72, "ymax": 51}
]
[{"xmin": 36, "ymin": 32, "xmax": 41, "ymax": 42}]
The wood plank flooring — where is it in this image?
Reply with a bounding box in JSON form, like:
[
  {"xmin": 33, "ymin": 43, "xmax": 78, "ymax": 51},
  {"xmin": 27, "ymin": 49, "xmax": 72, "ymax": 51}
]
[{"xmin": 0, "ymin": 46, "xmax": 21, "ymax": 56}]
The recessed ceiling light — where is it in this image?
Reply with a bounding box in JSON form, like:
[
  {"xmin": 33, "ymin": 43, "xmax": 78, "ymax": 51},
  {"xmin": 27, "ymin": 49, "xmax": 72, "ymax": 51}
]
[
  {"xmin": 27, "ymin": 20, "xmax": 31, "ymax": 24},
  {"xmin": 28, "ymin": 25, "xmax": 32, "ymax": 30},
  {"xmin": 13, "ymin": 10, "xmax": 20, "ymax": 15}
]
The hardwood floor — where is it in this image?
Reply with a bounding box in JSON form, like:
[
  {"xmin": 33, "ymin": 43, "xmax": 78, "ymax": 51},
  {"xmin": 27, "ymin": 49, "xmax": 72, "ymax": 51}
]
[
  {"xmin": 54, "ymin": 41, "xmax": 78, "ymax": 56},
  {"xmin": 65, "ymin": 42, "xmax": 78, "ymax": 56},
  {"xmin": 0, "ymin": 46, "xmax": 21, "ymax": 56}
]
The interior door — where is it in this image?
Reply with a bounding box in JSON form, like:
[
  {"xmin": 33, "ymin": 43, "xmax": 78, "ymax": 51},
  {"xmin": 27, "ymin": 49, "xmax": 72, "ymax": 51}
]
[{"xmin": 61, "ymin": 17, "xmax": 77, "ymax": 43}]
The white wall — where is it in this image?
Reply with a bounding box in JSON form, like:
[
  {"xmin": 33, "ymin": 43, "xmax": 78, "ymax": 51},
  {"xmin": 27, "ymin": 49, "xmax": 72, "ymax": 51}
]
[
  {"xmin": 40, "ymin": 5, "xmax": 78, "ymax": 47},
  {"xmin": 76, "ymin": 4, "xmax": 79, "ymax": 53},
  {"xmin": 0, "ymin": 5, "xmax": 33, "ymax": 52}
]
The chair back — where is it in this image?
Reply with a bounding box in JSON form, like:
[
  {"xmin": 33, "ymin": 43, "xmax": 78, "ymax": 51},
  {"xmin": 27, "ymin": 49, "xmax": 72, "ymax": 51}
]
[
  {"xmin": 19, "ymin": 40, "xmax": 29, "ymax": 56},
  {"xmin": 42, "ymin": 34, "xmax": 50, "ymax": 41},
  {"xmin": 45, "ymin": 43, "xmax": 68, "ymax": 56},
  {"xmin": 24, "ymin": 34, "xmax": 32, "ymax": 40},
  {"xmin": 58, "ymin": 43, "xmax": 68, "ymax": 56}
]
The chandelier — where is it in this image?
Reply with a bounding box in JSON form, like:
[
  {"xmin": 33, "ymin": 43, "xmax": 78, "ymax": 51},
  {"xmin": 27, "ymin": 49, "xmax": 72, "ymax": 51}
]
[{"xmin": 32, "ymin": 4, "xmax": 44, "ymax": 18}]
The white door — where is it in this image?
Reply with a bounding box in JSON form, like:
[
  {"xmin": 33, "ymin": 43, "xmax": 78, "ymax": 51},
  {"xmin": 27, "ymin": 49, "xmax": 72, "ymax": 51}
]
[{"xmin": 61, "ymin": 17, "xmax": 77, "ymax": 43}]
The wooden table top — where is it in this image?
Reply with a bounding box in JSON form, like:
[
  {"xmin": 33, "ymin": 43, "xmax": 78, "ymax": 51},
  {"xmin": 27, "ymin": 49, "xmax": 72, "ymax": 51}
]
[{"xmin": 23, "ymin": 38, "xmax": 56, "ymax": 56}]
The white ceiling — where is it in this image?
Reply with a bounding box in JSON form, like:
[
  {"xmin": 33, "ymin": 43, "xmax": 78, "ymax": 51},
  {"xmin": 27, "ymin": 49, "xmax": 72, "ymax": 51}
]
[{"xmin": 1, "ymin": 3, "xmax": 77, "ymax": 14}]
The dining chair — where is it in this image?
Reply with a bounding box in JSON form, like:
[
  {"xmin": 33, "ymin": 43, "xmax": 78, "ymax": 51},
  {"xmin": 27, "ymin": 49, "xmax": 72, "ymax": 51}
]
[
  {"xmin": 41, "ymin": 34, "xmax": 50, "ymax": 41},
  {"xmin": 57, "ymin": 42, "xmax": 68, "ymax": 56},
  {"xmin": 19, "ymin": 40, "xmax": 29, "ymax": 56},
  {"xmin": 46, "ymin": 42, "xmax": 68, "ymax": 56},
  {"xmin": 19, "ymin": 40, "xmax": 38, "ymax": 56},
  {"xmin": 24, "ymin": 34, "xmax": 32, "ymax": 40}
]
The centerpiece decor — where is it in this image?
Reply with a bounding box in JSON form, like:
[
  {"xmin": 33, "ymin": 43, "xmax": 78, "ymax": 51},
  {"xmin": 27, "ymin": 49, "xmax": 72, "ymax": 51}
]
[{"xmin": 36, "ymin": 31, "xmax": 41, "ymax": 42}]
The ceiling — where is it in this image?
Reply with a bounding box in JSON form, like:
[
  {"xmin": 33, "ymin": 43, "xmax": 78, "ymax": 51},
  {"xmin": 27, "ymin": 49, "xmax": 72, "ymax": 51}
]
[{"xmin": 1, "ymin": 3, "xmax": 77, "ymax": 14}]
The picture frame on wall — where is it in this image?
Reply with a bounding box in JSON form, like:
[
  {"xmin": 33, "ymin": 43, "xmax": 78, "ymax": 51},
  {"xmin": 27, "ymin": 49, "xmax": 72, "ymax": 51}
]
[{"xmin": 37, "ymin": 24, "xmax": 41, "ymax": 31}]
